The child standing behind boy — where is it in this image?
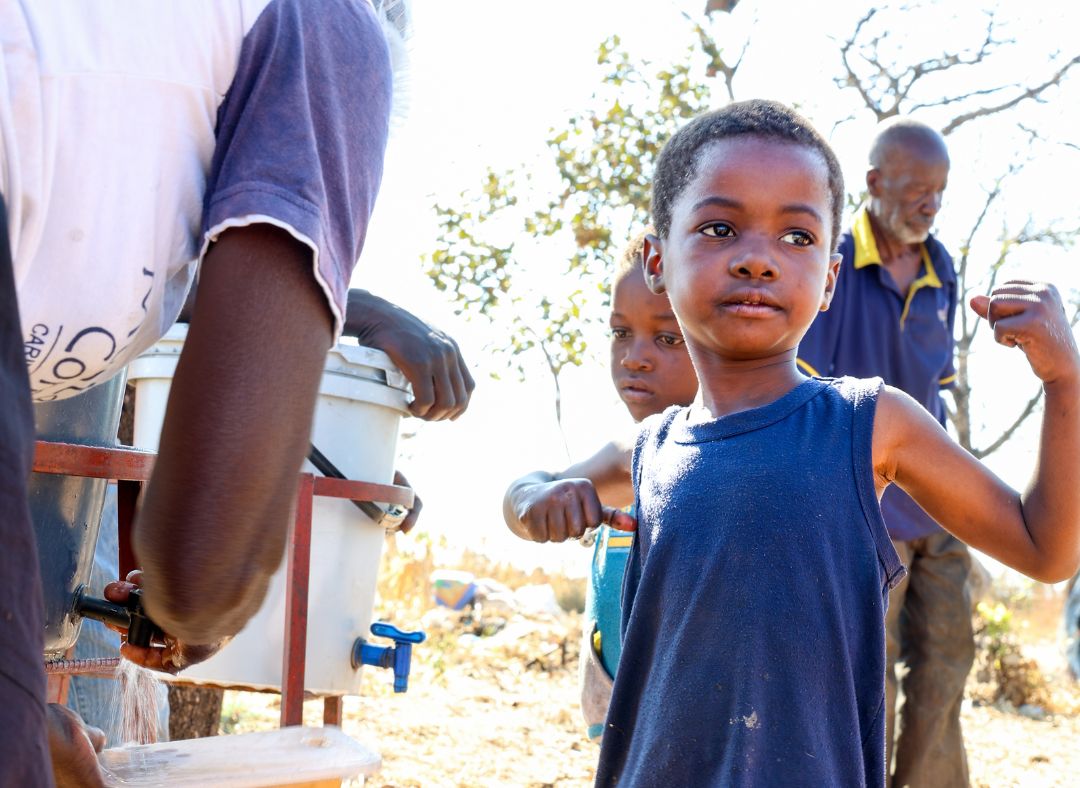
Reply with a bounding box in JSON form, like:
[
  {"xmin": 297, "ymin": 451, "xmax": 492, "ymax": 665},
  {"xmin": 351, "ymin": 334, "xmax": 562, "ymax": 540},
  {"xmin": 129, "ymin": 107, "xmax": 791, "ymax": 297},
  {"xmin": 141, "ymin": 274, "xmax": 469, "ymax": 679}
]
[
  {"xmin": 502, "ymin": 232, "xmax": 698, "ymax": 741},
  {"xmin": 532, "ymin": 99, "xmax": 1076, "ymax": 787}
]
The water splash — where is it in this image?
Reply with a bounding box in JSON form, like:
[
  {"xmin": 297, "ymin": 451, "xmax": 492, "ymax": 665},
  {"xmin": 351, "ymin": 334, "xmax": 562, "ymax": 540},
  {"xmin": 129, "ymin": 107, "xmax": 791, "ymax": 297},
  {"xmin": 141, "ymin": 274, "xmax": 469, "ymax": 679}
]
[{"xmin": 112, "ymin": 660, "xmax": 161, "ymax": 746}]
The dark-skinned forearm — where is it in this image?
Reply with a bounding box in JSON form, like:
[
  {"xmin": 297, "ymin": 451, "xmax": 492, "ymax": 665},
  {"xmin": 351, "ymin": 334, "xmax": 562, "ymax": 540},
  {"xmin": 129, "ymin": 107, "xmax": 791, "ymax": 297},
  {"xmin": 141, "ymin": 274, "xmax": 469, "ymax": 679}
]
[
  {"xmin": 134, "ymin": 225, "xmax": 333, "ymax": 644},
  {"xmin": 1020, "ymin": 377, "xmax": 1080, "ymax": 582},
  {"xmin": 343, "ymin": 288, "xmax": 390, "ymax": 342}
]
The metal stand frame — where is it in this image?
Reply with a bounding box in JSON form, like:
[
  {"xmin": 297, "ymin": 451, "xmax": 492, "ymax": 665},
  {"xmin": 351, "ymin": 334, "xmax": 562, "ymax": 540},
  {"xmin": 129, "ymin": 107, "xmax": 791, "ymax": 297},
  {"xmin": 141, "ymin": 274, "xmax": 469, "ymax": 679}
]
[{"xmin": 33, "ymin": 440, "xmax": 413, "ymax": 728}]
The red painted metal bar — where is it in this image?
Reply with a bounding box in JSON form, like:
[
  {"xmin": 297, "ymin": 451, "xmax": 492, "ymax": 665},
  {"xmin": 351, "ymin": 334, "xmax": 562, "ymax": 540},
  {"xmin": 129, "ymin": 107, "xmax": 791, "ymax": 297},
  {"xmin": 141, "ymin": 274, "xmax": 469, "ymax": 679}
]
[
  {"xmin": 281, "ymin": 473, "xmax": 315, "ymax": 728},
  {"xmin": 312, "ymin": 476, "xmax": 413, "ymax": 508},
  {"xmin": 32, "ymin": 440, "xmax": 155, "ymax": 481},
  {"xmin": 116, "ymin": 478, "xmax": 142, "ymax": 580},
  {"xmin": 34, "ymin": 441, "xmax": 149, "ymax": 586},
  {"xmin": 35, "ymin": 439, "xmax": 399, "ymax": 732},
  {"xmin": 323, "ymin": 695, "xmax": 344, "ymax": 727},
  {"xmin": 45, "ymin": 647, "xmax": 76, "ymax": 704}
]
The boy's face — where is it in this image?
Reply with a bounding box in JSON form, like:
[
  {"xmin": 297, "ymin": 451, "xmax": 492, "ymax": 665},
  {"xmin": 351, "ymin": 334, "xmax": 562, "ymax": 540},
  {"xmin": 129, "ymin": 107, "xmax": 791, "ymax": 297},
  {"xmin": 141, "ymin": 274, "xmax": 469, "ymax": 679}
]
[
  {"xmin": 644, "ymin": 137, "xmax": 840, "ymax": 365},
  {"xmin": 609, "ymin": 269, "xmax": 698, "ymax": 422}
]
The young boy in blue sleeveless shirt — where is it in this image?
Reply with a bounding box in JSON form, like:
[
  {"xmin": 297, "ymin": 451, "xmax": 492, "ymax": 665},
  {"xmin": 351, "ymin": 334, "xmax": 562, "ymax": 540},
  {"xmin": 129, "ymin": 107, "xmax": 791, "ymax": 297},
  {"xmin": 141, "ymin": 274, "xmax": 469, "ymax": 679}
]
[
  {"xmin": 553, "ymin": 99, "xmax": 1079, "ymax": 787},
  {"xmin": 503, "ymin": 232, "xmax": 698, "ymax": 741}
]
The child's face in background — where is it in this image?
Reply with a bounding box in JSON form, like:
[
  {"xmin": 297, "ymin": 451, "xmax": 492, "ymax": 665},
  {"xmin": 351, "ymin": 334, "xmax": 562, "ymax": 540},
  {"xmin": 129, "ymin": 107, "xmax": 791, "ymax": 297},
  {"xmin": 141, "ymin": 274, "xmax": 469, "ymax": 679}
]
[
  {"xmin": 609, "ymin": 269, "xmax": 698, "ymax": 422},
  {"xmin": 647, "ymin": 136, "xmax": 839, "ymax": 366}
]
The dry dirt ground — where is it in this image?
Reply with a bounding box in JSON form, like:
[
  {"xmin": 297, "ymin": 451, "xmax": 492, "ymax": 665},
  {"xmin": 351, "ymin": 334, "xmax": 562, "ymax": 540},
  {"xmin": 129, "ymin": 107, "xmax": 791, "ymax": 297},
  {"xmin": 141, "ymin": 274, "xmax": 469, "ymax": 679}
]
[{"xmin": 222, "ymin": 597, "xmax": 1080, "ymax": 788}]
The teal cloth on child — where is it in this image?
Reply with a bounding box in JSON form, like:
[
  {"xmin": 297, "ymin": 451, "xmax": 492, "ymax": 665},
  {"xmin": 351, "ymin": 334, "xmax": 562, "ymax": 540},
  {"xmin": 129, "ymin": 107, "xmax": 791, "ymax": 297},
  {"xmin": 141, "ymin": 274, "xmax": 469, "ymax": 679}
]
[
  {"xmin": 582, "ymin": 517, "xmax": 634, "ymax": 740},
  {"xmin": 585, "ymin": 517, "xmax": 635, "ymax": 677}
]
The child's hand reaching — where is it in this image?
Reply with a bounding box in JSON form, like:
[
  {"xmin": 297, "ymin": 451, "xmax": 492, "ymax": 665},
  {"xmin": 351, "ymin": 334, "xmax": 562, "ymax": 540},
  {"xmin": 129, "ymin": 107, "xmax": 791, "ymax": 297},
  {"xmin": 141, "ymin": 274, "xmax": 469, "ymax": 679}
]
[
  {"xmin": 510, "ymin": 478, "xmax": 636, "ymax": 543},
  {"xmin": 970, "ymin": 281, "xmax": 1080, "ymax": 386},
  {"xmin": 104, "ymin": 570, "xmax": 229, "ymax": 675}
]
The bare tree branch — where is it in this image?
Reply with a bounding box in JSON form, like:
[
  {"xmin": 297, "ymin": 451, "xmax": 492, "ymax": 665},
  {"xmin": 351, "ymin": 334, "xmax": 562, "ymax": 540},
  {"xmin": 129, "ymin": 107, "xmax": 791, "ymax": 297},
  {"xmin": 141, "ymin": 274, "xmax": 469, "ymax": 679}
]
[
  {"xmin": 689, "ymin": 12, "xmax": 754, "ymax": 102},
  {"xmin": 907, "ymin": 83, "xmax": 1015, "ymax": 112},
  {"xmin": 835, "ymin": 8, "xmax": 1010, "ymax": 120},
  {"xmin": 941, "ymin": 54, "xmax": 1080, "ymax": 135},
  {"xmin": 972, "ymin": 388, "xmax": 1043, "ymax": 459},
  {"xmin": 894, "ymin": 21, "xmax": 1008, "ymax": 106},
  {"xmin": 955, "ymin": 169, "xmax": 1012, "ymax": 346},
  {"xmin": 523, "ymin": 324, "xmax": 570, "ymax": 460},
  {"xmin": 834, "ymin": 9, "xmax": 886, "ymax": 118},
  {"xmin": 969, "ymin": 294, "xmax": 1080, "ymax": 459},
  {"xmin": 1019, "ymin": 123, "xmax": 1080, "ymax": 153},
  {"xmin": 833, "ymin": 5, "xmax": 1078, "ymax": 132}
]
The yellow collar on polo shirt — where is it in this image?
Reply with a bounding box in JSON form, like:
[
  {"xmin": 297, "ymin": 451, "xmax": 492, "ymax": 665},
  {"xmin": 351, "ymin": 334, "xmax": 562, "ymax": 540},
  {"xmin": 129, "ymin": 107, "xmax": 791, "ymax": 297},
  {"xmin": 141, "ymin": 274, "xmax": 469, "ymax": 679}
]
[
  {"xmin": 851, "ymin": 206, "xmax": 942, "ymax": 326},
  {"xmin": 852, "ymin": 206, "xmax": 941, "ymax": 286}
]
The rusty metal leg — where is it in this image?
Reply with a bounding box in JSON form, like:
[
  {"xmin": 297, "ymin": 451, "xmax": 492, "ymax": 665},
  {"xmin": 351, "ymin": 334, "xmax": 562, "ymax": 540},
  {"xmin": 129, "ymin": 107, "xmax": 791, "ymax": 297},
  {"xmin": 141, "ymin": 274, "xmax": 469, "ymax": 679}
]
[
  {"xmin": 45, "ymin": 647, "xmax": 76, "ymax": 704},
  {"xmin": 281, "ymin": 473, "xmax": 314, "ymax": 728},
  {"xmin": 45, "ymin": 673, "xmax": 70, "ymax": 705},
  {"xmin": 117, "ymin": 478, "xmax": 141, "ymax": 579},
  {"xmin": 323, "ymin": 695, "xmax": 344, "ymax": 727}
]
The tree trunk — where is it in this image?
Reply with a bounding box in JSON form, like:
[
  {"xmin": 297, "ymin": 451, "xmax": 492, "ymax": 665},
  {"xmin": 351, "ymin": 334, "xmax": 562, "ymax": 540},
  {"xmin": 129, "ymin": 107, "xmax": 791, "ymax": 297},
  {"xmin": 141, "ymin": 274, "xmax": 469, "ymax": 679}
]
[{"xmin": 167, "ymin": 684, "xmax": 225, "ymax": 740}]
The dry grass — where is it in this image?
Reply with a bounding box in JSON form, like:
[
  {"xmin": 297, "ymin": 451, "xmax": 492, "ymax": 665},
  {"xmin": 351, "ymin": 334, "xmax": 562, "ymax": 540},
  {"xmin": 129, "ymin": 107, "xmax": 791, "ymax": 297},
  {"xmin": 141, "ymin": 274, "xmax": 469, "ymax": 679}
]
[
  {"xmin": 376, "ymin": 535, "xmax": 587, "ymax": 623},
  {"xmin": 215, "ymin": 546, "xmax": 1080, "ymax": 786}
]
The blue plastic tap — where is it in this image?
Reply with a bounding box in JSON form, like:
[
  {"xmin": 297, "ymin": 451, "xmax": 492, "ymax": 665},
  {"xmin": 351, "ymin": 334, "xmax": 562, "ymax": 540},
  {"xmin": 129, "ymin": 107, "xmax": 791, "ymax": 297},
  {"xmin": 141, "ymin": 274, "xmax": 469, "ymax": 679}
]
[{"xmin": 351, "ymin": 622, "xmax": 426, "ymax": 693}]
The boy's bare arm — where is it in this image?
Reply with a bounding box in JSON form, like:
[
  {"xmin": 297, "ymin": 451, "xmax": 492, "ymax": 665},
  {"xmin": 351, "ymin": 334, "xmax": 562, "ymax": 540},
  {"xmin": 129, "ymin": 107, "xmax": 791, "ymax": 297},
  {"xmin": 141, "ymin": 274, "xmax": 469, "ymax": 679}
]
[
  {"xmin": 502, "ymin": 437, "xmax": 635, "ymax": 543},
  {"xmin": 874, "ymin": 281, "xmax": 1080, "ymax": 583}
]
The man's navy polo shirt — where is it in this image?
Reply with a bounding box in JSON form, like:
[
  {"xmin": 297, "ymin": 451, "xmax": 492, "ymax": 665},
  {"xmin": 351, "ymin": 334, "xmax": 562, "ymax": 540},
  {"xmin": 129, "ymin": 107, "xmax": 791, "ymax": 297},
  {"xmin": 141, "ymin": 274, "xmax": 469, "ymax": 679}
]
[{"xmin": 798, "ymin": 207, "xmax": 958, "ymax": 542}]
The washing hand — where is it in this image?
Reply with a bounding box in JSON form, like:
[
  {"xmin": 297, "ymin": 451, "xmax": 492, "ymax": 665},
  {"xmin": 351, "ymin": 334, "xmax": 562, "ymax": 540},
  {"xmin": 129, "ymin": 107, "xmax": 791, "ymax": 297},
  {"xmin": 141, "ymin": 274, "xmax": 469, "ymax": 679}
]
[
  {"xmin": 104, "ymin": 571, "xmax": 228, "ymax": 675},
  {"xmin": 47, "ymin": 704, "xmax": 106, "ymax": 788}
]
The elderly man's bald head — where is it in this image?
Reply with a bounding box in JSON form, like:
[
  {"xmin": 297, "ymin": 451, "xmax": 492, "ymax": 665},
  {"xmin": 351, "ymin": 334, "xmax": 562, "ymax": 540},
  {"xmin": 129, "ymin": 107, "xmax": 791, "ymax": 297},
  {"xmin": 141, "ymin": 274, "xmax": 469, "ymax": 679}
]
[
  {"xmin": 869, "ymin": 118, "xmax": 949, "ymax": 170},
  {"xmin": 866, "ymin": 118, "xmax": 950, "ymax": 245}
]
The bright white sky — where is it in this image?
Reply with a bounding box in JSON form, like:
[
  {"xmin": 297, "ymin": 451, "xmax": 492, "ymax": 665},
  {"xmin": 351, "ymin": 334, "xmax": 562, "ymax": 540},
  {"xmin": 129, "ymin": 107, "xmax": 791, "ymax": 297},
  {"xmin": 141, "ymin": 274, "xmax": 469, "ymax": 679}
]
[{"xmin": 354, "ymin": 0, "xmax": 1080, "ymax": 577}]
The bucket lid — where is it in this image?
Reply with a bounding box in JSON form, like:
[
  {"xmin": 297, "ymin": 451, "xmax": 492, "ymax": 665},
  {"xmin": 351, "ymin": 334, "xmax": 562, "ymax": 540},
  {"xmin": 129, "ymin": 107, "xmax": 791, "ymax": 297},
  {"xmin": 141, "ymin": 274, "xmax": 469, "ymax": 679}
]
[
  {"xmin": 133, "ymin": 324, "xmax": 411, "ymax": 396},
  {"xmin": 325, "ymin": 340, "xmax": 411, "ymax": 395}
]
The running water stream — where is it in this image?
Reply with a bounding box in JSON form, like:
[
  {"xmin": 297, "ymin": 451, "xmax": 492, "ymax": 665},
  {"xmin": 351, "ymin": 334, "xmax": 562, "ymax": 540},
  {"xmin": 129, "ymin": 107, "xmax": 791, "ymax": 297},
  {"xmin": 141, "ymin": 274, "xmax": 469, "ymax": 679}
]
[{"xmin": 113, "ymin": 660, "xmax": 161, "ymax": 746}]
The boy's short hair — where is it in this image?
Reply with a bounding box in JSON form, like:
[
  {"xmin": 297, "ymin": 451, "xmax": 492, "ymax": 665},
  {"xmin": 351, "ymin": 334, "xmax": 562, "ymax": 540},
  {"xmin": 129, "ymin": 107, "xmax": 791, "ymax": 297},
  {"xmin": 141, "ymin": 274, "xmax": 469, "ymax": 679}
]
[
  {"xmin": 612, "ymin": 228, "xmax": 652, "ymax": 290},
  {"xmin": 651, "ymin": 99, "xmax": 845, "ymax": 250}
]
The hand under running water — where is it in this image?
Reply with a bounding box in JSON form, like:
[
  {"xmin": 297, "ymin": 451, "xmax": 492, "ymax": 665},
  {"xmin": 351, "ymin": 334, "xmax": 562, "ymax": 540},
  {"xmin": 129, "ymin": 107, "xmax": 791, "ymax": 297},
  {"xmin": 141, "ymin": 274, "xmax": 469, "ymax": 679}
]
[
  {"xmin": 47, "ymin": 704, "xmax": 106, "ymax": 788},
  {"xmin": 104, "ymin": 571, "xmax": 229, "ymax": 675}
]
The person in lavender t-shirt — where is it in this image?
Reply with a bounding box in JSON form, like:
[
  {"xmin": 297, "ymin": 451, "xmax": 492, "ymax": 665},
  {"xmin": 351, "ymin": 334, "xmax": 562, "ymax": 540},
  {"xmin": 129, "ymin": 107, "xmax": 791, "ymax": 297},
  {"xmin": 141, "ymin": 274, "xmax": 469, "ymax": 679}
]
[{"xmin": 0, "ymin": 2, "xmax": 472, "ymax": 784}]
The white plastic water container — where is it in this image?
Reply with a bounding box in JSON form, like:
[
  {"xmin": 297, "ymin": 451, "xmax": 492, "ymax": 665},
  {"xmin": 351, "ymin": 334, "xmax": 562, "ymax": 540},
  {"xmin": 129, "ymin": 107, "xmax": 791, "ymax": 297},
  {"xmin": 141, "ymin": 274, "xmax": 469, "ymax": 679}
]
[
  {"xmin": 126, "ymin": 324, "xmax": 411, "ymax": 694},
  {"xmin": 100, "ymin": 725, "xmax": 381, "ymax": 786}
]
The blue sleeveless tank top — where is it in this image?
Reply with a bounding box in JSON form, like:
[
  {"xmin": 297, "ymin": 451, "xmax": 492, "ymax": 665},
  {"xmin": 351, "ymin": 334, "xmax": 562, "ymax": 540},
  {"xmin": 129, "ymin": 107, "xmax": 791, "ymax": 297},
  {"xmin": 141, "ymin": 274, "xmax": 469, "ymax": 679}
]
[{"xmin": 595, "ymin": 377, "xmax": 904, "ymax": 788}]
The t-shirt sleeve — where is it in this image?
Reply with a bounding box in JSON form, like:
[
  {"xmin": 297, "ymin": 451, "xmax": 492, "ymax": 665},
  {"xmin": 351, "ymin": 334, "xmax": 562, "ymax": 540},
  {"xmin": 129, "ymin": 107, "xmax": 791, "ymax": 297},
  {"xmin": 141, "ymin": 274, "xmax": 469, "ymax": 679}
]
[{"xmin": 200, "ymin": 0, "xmax": 393, "ymax": 339}]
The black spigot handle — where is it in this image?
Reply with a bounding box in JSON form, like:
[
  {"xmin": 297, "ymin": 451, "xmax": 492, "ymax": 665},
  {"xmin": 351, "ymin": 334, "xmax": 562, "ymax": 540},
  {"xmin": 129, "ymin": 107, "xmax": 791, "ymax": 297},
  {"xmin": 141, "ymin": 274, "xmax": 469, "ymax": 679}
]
[
  {"xmin": 73, "ymin": 587, "xmax": 130, "ymax": 630},
  {"xmin": 73, "ymin": 586, "xmax": 164, "ymax": 648},
  {"xmin": 123, "ymin": 589, "xmax": 165, "ymax": 648}
]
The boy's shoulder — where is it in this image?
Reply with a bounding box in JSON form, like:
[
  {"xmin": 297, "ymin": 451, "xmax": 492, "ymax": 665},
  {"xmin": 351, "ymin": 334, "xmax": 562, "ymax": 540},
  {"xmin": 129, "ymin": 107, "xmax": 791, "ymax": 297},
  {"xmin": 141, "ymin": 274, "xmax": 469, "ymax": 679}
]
[
  {"xmin": 635, "ymin": 403, "xmax": 689, "ymax": 441},
  {"xmin": 630, "ymin": 404, "xmax": 689, "ymax": 469},
  {"xmin": 819, "ymin": 374, "xmax": 885, "ymax": 401}
]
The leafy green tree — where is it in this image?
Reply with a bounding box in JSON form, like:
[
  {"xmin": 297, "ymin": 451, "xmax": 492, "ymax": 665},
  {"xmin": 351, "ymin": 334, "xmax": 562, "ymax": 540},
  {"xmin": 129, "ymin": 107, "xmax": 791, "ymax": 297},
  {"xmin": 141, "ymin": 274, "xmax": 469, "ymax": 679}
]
[
  {"xmin": 425, "ymin": 31, "xmax": 721, "ymax": 440},
  {"xmin": 426, "ymin": 0, "xmax": 1079, "ymax": 456}
]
